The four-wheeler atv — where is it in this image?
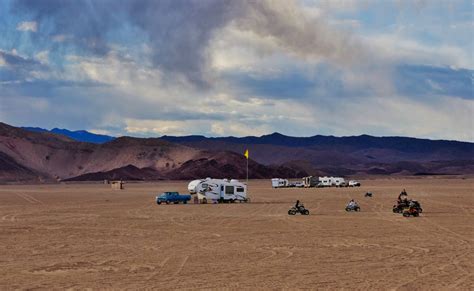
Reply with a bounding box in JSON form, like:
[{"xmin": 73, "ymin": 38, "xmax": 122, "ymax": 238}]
[
  {"xmin": 392, "ymin": 200, "xmax": 410, "ymax": 213},
  {"xmin": 402, "ymin": 205, "xmax": 420, "ymax": 217},
  {"xmin": 409, "ymin": 200, "xmax": 423, "ymax": 213},
  {"xmin": 365, "ymin": 192, "xmax": 373, "ymax": 197},
  {"xmin": 345, "ymin": 204, "xmax": 361, "ymax": 212},
  {"xmin": 288, "ymin": 204, "xmax": 309, "ymax": 215}
]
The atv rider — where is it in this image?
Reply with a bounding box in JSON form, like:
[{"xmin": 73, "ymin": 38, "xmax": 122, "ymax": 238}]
[
  {"xmin": 295, "ymin": 200, "xmax": 301, "ymax": 210},
  {"xmin": 398, "ymin": 189, "xmax": 408, "ymax": 204}
]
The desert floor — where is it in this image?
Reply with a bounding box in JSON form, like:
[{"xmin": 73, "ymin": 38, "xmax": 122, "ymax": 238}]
[{"xmin": 0, "ymin": 178, "xmax": 473, "ymax": 290}]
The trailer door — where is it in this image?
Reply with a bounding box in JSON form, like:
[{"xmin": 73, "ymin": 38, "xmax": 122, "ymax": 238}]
[{"xmin": 224, "ymin": 185, "xmax": 234, "ymax": 200}]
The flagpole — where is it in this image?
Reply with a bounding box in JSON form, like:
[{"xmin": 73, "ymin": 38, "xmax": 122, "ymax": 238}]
[{"xmin": 246, "ymin": 156, "xmax": 248, "ymax": 186}]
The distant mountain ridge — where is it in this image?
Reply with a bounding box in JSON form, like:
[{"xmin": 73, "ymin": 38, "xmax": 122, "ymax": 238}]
[
  {"xmin": 160, "ymin": 133, "xmax": 474, "ymax": 175},
  {"xmin": 1, "ymin": 123, "xmax": 300, "ymax": 182},
  {"xmin": 1, "ymin": 122, "xmax": 473, "ymax": 183},
  {"xmin": 162, "ymin": 132, "xmax": 472, "ymax": 151},
  {"xmin": 22, "ymin": 127, "xmax": 115, "ymax": 144}
]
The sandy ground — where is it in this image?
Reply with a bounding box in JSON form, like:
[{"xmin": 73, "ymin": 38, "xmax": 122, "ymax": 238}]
[{"xmin": 0, "ymin": 178, "xmax": 473, "ymax": 290}]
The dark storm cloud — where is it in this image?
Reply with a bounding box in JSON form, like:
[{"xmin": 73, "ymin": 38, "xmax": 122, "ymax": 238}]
[
  {"xmin": 0, "ymin": 50, "xmax": 45, "ymax": 82},
  {"xmin": 11, "ymin": 0, "xmax": 363, "ymax": 86}
]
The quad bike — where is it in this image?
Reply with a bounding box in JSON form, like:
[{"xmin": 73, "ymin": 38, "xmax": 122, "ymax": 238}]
[
  {"xmin": 403, "ymin": 206, "xmax": 420, "ymax": 217},
  {"xmin": 365, "ymin": 192, "xmax": 373, "ymax": 197},
  {"xmin": 288, "ymin": 204, "xmax": 309, "ymax": 215},
  {"xmin": 345, "ymin": 204, "xmax": 361, "ymax": 212},
  {"xmin": 410, "ymin": 200, "xmax": 423, "ymax": 213},
  {"xmin": 393, "ymin": 199, "xmax": 422, "ymax": 214},
  {"xmin": 392, "ymin": 200, "xmax": 410, "ymax": 213}
]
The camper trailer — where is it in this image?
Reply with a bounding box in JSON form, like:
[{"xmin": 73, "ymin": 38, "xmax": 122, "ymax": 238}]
[
  {"xmin": 303, "ymin": 176, "xmax": 319, "ymax": 188},
  {"xmin": 188, "ymin": 178, "xmax": 248, "ymax": 203},
  {"xmin": 271, "ymin": 178, "xmax": 289, "ymax": 188},
  {"xmin": 318, "ymin": 176, "xmax": 346, "ymax": 187},
  {"xmin": 318, "ymin": 176, "xmax": 332, "ymax": 187},
  {"xmin": 332, "ymin": 177, "xmax": 346, "ymax": 187}
]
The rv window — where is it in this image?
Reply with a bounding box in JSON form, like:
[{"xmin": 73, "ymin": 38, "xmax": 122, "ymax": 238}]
[
  {"xmin": 221, "ymin": 185, "xmax": 224, "ymax": 191},
  {"xmin": 236, "ymin": 187, "xmax": 244, "ymax": 193},
  {"xmin": 225, "ymin": 186, "xmax": 234, "ymax": 195},
  {"xmin": 202, "ymin": 183, "xmax": 208, "ymax": 189}
]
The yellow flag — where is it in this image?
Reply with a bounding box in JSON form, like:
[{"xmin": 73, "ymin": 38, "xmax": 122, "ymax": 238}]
[{"xmin": 244, "ymin": 149, "xmax": 249, "ymax": 159}]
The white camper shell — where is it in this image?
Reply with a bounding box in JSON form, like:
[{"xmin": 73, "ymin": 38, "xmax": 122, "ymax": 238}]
[
  {"xmin": 271, "ymin": 178, "xmax": 289, "ymax": 188},
  {"xmin": 188, "ymin": 178, "xmax": 248, "ymax": 203}
]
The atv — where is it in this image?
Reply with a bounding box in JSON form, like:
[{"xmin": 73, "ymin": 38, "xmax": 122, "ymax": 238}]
[
  {"xmin": 410, "ymin": 200, "xmax": 423, "ymax": 213},
  {"xmin": 365, "ymin": 192, "xmax": 373, "ymax": 197},
  {"xmin": 345, "ymin": 204, "xmax": 361, "ymax": 212},
  {"xmin": 402, "ymin": 206, "xmax": 420, "ymax": 217},
  {"xmin": 392, "ymin": 200, "xmax": 410, "ymax": 213},
  {"xmin": 288, "ymin": 204, "xmax": 309, "ymax": 215}
]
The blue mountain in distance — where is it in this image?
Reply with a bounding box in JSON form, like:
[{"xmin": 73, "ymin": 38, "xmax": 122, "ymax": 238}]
[{"xmin": 22, "ymin": 127, "xmax": 115, "ymax": 144}]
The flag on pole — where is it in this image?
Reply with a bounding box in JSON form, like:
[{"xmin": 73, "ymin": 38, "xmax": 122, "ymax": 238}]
[{"xmin": 244, "ymin": 149, "xmax": 249, "ymax": 159}]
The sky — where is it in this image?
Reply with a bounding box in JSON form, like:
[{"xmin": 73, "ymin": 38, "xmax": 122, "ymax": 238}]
[{"xmin": 0, "ymin": 0, "xmax": 472, "ymax": 141}]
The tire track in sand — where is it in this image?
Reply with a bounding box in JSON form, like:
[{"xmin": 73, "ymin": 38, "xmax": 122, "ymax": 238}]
[
  {"xmin": 15, "ymin": 193, "xmax": 43, "ymax": 204},
  {"xmin": 1, "ymin": 214, "xmax": 17, "ymax": 222}
]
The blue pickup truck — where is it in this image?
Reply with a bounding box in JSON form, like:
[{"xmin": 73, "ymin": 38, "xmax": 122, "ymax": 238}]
[{"xmin": 156, "ymin": 192, "xmax": 191, "ymax": 205}]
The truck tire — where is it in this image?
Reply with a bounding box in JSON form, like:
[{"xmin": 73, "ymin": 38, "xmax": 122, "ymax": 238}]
[
  {"xmin": 166, "ymin": 201, "xmax": 170, "ymax": 205},
  {"xmin": 157, "ymin": 201, "xmax": 162, "ymax": 205},
  {"xmin": 183, "ymin": 200, "xmax": 187, "ymax": 204}
]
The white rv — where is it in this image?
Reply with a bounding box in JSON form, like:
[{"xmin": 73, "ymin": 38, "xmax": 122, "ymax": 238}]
[
  {"xmin": 318, "ymin": 176, "xmax": 332, "ymax": 187},
  {"xmin": 188, "ymin": 178, "xmax": 212, "ymax": 194},
  {"xmin": 318, "ymin": 176, "xmax": 346, "ymax": 187},
  {"xmin": 332, "ymin": 177, "xmax": 346, "ymax": 187},
  {"xmin": 189, "ymin": 178, "xmax": 248, "ymax": 203},
  {"xmin": 271, "ymin": 178, "xmax": 289, "ymax": 188}
]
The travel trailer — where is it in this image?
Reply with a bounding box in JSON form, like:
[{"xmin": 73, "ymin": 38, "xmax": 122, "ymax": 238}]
[
  {"xmin": 318, "ymin": 176, "xmax": 332, "ymax": 187},
  {"xmin": 317, "ymin": 176, "xmax": 346, "ymax": 187},
  {"xmin": 271, "ymin": 178, "xmax": 289, "ymax": 188},
  {"xmin": 188, "ymin": 178, "xmax": 211, "ymax": 194},
  {"xmin": 331, "ymin": 177, "xmax": 346, "ymax": 187},
  {"xmin": 302, "ymin": 176, "xmax": 319, "ymax": 187},
  {"xmin": 188, "ymin": 178, "xmax": 248, "ymax": 203}
]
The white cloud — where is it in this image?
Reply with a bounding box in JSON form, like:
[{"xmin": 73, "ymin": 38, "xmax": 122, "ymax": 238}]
[
  {"xmin": 16, "ymin": 21, "xmax": 37, "ymax": 32},
  {"xmin": 365, "ymin": 33, "xmax": 473, "ymax": 69},
  {"xmin": 35, "ymin": 51, "xmax": 49, "ymax": 64}
]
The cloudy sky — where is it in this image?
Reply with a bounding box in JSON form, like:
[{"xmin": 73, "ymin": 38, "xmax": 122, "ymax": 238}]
[{"xmin": 0, "ymin": 0, "xmax": 472, "ymax": 141}]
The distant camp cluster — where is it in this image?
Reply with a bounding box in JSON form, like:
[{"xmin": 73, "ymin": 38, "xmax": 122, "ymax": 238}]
[
  {"xmin": 152, "ymin": 177, "xmax": 423, "ymax": 219},
  {"xmin": 272, "ymin": 176, "xmax": 360, "ymax": 188}
]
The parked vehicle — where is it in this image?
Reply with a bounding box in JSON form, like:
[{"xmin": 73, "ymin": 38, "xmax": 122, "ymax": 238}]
[
  {"xmin": 349, "ymin": 180, "xmax": 361, "ymax": 187},
  {"xmin": 272, "ymin": 178, "xmax": 289, "ymax": 188},
  {"xmin": 365, "ymin": 192, "xmax": 373, "ymax": 197},
  {"xmin": 318, "ymin": 176, "xmax": 347, "ymax": 187},
  {"xmin": 302, "ymin": 176, "xmax": 319, "ymax": 188},
  {"xmin": 293, "ymin": 181, "xmax": 304, "ymax": 188},
  {"xmin": 156, "ymin": 192, "xmax": 191, "ymax": 205},
  {"xmin": 192, "ymin": 178, "xmax": 248, "ymax": 203}
]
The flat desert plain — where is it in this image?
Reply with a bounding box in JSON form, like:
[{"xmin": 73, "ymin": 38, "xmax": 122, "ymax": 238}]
[{"xmin": 0, "ymin": 178, "xmax": 473, "ymax": 290}]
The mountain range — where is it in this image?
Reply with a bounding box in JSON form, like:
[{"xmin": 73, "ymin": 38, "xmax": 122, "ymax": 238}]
[
  {"xmin": 22, "ymin": 127, "xmax": 115, "ymax": 144},
  {"xmin": 2, "ymin": 122, "xmax": 473, "ymax": 183}
]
